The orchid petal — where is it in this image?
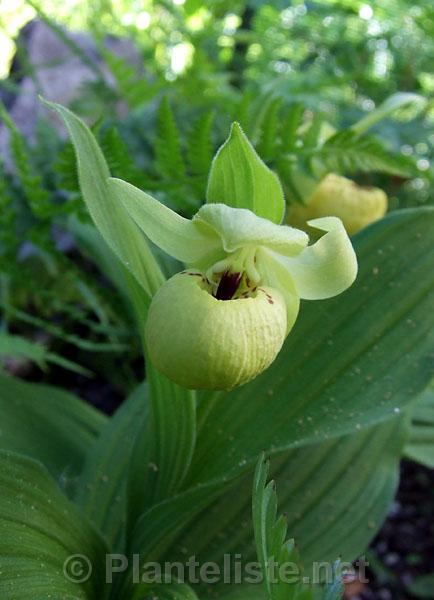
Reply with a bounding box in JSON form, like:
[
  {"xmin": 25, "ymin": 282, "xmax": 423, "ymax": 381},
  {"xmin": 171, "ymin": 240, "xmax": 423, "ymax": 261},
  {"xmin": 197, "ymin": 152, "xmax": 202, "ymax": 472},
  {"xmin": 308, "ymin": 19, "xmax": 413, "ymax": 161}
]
[
  {"xmin": 281, "ymin": 216, "xmax": 358, "ymax": 300},
  {"xmin": 109, "ymin": 178, "xmax": 222, "ymax": 264},
  {"xmin": 194, "ymin": 204, "xmax": 308, "ymax": 257},
  {"xmin": 255, "ymin": 247, "xmax": 300, "ymax": 335}
]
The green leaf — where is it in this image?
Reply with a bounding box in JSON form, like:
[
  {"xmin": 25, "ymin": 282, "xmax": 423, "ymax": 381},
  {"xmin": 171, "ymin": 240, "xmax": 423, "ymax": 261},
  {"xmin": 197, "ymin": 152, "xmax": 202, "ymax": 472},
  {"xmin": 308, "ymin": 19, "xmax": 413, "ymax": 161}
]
[
  {"xmin": 219, "ymin": 587, "xmax": 266, "ymax": 600},
  {"xmin": 75, "ymin": 384, "xmax": 148, "ymax": 551},
  {"xmin": 117, "ymin": 480, "xmax": 226, "ymax": 598},
  {"xmin": 124, "ymin": 365, "xmax": 197, "ymax": 550},
  {"xmin": 207, "ymin": 122, "xmax": 285, "ymax": 224},
  {"xmin": 303, "ymin": 113, "xmax": 326, "ymax": 150},
  {"xmin": 308, "ymin": 130, "xmax": 416, "ymax": 177},
  {"xmin": 281, "ymin": 422, "xmax": 406, "ymax": 568},
  {"xmin": 130, "ymin": 581, "xmax": 200, "ymax": 600},
  {"xmin": 187, "ymin": 208, "xmax": 434, "ymax": 485},
  {"xmin": 236, "ymin": 89, "xmax": 255, "ymax": 132},
  {"xmin": 351, "ymin": 92, "xmax": 427, "ymax": 136},
  {"xmin": 43, "ymin": 100, "xmax": 164, "ymax": 299},
  {"xmin": 125, "ymin": 420, "xmax": 404, "ymax": 599},
  {"xmin": 0, "ymin": 332, "xmax": 92, "ymax": 376},
  {"xmin": 252, "ymin": 455, "xmax": 309, "ymax": 599},
  {"xmin": 404, "ymin": 380, "xmax": 434, "ymax": 468},
  {"xmin": 155, "ymin": 97, "xmax": 186, "ymax": 180},
  {"xmin": 0, "ymin": 450, "xmax": 108, "ymax": 600},
  {"xmin": 0, "ymin": 373, "xmax": 106, "ymax": 490},
  {"xmin": 276, "ymin": 160, "xmax": 318, "ymax": 204},
  {"xmin": 0, "ymin": 301, "xmax": 129, "ymax": 354},
  {"xmin": 55, "ymin": 140, "xmax": 80, "ymax": 192},
  {"xmin": 136, "ymin": 364, "xmax": 196, "ymax": 508},
  {"xmin": 408, "ymin": 573, "xmax": 434, "ymax": 598}
]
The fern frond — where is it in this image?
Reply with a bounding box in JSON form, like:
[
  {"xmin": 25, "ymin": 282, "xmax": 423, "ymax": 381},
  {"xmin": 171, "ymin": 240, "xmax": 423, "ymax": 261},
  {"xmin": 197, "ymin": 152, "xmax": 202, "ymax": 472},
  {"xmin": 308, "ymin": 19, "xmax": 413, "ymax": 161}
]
[
  {"xmin": 307, "ymin": 130, "xmax": 416, "ymax": 177},
  {"xmin": 186, "ymin": 111, "xmax": 215, "ymax": 175},
  {"xmin": 55, "ymin": 125, "xmax": 149, "ymax": 202},
  {"xmin": 54, "ymin": 141, "xmax": 80, "ymax": 192},
  {"xmin": 103, "ymin": 50, "xmax": 163, "ymax": 108},
  {"xmin": 280, "ymin": 103, "xmax": 304, "ymax": 153},
  {"xmin": 249, "ymin": 93, "xmax": 276, "ymax": 144},
  {"xmin": 0, "ymin": 159, "xmax": 16, "ymax": 250},
  {"xmin": 0, "ymin": 103, "xmax": 52, "ymax": 219},
  {"xmin": 257, "ymin": 97, "xmax": 282, "ymax": 161},
  {"xmin": 236, "ymin": 89, "xmax": 255, "ymax": 131},
  {"xmin": 303, "ymin": 112, "xmax": 325, "ymax": 149},
  {"xmin": 99, "ymin": 126, "xmax": 149, "ymax": 188},
  {"xmin": 155, "ymin": 97, "xmax": 186, "ymax": 180}
]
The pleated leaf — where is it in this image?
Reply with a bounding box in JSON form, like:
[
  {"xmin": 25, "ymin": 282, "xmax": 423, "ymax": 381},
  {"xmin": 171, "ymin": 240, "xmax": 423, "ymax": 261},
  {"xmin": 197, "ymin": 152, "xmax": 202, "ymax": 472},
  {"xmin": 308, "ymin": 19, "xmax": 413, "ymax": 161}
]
[
  {"xmin": 219, "ymin": 588, "xmax": 266, "ymax": 600},
  {"xmin": 75, "ymin": 384, "xmax": 148, "ymax": 551},
  {"xmin": 131, "ymin": 581, "xmax": 199, "ymax": 600},
  {"xmin": 405, "ymin": 380, "xmax": 434, "ymax": 468},
  {"xmin": 134, "ymin": 364, "xmax": 196, "ymax": 509},
  {"xmin": 117, "ymin": 481, "xmax": 226, "ymax": 599},
  {"xmin": 0, "ymin": 451, "xmax": 108, "ymax": 600},
  {"xmin": 0, "ymin": 373, "xmax": 106, "ymax": 491}
]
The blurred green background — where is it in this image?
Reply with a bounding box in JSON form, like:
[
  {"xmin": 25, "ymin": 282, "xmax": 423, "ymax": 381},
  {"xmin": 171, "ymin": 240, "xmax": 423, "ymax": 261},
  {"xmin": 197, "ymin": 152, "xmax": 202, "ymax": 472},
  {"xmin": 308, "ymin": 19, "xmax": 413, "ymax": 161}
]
[{"xmin": 1, "ymin": 0, "xmax": 433, "ymax": 203}]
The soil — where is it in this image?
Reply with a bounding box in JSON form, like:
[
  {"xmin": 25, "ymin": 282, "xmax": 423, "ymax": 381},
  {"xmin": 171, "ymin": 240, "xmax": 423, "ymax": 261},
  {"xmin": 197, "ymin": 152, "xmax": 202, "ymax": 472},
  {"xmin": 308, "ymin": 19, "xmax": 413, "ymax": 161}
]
[{"xmin": 355, "ymin": 460, "xmax": 434, "ymax": 600}]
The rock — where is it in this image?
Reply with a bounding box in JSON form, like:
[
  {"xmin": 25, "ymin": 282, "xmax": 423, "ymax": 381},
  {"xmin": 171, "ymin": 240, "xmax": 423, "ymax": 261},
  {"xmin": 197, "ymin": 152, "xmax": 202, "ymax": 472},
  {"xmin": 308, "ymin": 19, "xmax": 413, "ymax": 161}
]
[{"xmin": 0, "ymin": 18, "xmax": 141, "ymax": 165}]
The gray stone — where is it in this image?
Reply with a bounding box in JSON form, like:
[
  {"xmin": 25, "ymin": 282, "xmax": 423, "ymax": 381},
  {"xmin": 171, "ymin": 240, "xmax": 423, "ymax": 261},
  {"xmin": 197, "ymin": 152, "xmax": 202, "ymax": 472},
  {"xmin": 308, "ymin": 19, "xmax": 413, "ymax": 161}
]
[{"xmin": 0, "ymin": 19, "xmax": 141, "ymax": 165}]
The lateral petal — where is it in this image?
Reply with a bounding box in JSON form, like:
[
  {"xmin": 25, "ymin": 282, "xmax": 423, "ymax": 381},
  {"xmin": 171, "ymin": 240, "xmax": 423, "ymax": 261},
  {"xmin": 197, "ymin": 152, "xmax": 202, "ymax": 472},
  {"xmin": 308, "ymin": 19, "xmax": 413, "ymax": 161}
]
[{"xmin": 281, "ymin": 216, "xmax": 358, "ymax": 300}]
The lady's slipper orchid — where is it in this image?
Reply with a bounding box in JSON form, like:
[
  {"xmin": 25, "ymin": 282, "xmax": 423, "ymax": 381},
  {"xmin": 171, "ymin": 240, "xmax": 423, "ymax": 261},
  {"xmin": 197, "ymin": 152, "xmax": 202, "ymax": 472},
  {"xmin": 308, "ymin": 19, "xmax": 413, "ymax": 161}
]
[
  {"xmin": 287, "ymin": 173, "xmax": 388, "ymax": 236},
  {"xmin": 46, "ymin": 102, "xmax": 358, "ymax": 391},
  {"xmin": 109, "ymin": 178, "xmax": 358, "ymax": 390}
]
